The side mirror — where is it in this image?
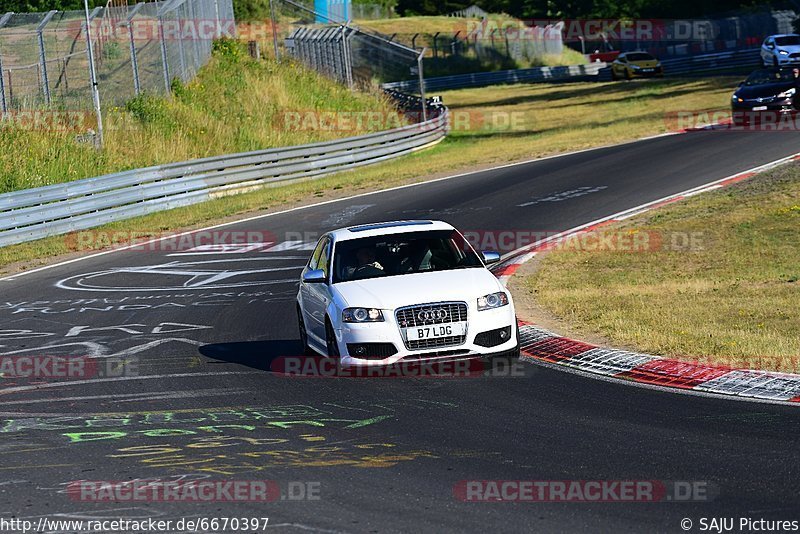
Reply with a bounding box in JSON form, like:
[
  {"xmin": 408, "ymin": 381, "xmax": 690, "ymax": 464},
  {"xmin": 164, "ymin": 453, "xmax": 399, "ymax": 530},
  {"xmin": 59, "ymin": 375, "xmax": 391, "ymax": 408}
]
[
  {"xmin": 302, "ymin": 269, "xmax": 326, "ymax": 283},
  {"xmin": 482, "ymin": 251, "xmax": 501, "ymax": 265}
]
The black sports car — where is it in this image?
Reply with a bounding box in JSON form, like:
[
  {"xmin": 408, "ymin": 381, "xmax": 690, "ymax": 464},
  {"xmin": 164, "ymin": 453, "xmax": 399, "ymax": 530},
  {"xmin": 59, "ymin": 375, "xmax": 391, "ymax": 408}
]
[{"xmin": 731, "ymin": 68, "xmax": 799, "ymax": 124}]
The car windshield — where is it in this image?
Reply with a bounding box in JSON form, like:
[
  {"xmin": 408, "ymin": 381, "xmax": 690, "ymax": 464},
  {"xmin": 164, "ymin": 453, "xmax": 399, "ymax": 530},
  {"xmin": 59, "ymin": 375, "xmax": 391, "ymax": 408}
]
[
  {"xmin": 775, "ymin": 36, "xmax": 800, "ymax": 46},
  {"xmin": 743, "ymin": 69, "xmax": 796, "ymax": 86},
  {"xmin": 625, "ymin": 53, "xmax": 654, "ymax": 61},
  {"xmin": 332, "ymin": 230, "xmax": 484, "ymax": 283}
]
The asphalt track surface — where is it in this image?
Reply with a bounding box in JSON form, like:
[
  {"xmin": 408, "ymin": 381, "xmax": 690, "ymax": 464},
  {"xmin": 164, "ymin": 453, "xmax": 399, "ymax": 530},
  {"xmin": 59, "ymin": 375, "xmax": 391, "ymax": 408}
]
[{"xmin": 1, "ymin": 130, "xmax": 800, "ymax": 533}]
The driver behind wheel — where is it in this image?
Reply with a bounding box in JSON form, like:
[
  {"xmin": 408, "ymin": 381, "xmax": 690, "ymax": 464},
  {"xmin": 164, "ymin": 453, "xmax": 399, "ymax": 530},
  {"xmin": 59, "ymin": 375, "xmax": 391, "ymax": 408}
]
[{"xmin": 346, "ymin": 246, "xmax": 385, "ymax": 279}]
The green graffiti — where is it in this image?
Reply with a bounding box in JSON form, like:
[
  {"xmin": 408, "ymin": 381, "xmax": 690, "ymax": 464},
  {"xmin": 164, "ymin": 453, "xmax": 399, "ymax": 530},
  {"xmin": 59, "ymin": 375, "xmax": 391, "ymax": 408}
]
[
  {"xmin": 266, "ymin": 420, "xmax": 326, "ymax": 429},
  {"xmin": 65, "ymin": 431, "xmax": 127, "ymax": 443},
  {"xmin": 196, "ymin": 425, "xmax": 256, "ymax": 433},
  {"xmin": 343, "ymin": 415, "xmax": 393, "ymax": 428},
  {"xmin": 139, "ymin": 429, "xmax": 197, "ymax": 438}
]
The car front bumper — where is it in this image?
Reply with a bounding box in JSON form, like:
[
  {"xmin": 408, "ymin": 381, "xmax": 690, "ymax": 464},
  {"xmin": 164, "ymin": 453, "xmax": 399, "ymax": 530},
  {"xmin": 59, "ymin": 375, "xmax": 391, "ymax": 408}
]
[
  {"xmin": 629, "ymin": 67, "xmax": 663, "ymax": 77},
  {"xmin": 333, "ymin": 303, "xmax": 518, "ymax": 367},
  {"xmin": 732, "ymin": 94, "xmax": 795, "ymax": 110},
  {"xmin": 731, "ymin": 102, "xmax": 797, "ymax": 123},
  {"xmin": 774, "ymin": 56, "xmax": 800, "ymax": 65}
]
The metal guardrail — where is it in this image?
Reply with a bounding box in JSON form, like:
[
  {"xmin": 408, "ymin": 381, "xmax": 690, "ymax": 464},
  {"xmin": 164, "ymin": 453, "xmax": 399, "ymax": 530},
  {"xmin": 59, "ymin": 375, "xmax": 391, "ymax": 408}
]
[
  {"xmin": 598, "ymin": 48, "xmax": 763, "ymax": 80},
  {"xmin": 388, "ymin": 49, "xmax": 762, "ymax": 92},
  {"xmin": 0, "ymin": 97, "xmax": 448, "ymax": 248},
  {"xmin": 661, "ymin": 48, "xmax": 762, "ymax": 76},
  {"xmin": 383, "ymin": 63, "xmax": 608, "ymax": 93}
]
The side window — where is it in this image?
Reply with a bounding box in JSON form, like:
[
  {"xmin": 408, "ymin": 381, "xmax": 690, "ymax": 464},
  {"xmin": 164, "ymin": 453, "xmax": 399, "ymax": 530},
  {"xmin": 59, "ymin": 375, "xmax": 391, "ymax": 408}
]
[
  {"xmin": 317, "ymin": 239, "xmax": 331, "ymax": 279},
  {"xmin": 308, "ymin": 237, "xmax": 327, "ymax": 270}
]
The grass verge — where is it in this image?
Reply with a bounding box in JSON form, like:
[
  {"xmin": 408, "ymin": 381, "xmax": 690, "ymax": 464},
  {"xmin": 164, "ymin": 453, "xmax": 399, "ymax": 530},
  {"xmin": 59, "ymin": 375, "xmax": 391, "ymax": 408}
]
[
  {"xmin": 1, "ymin": 76, "xmax": 738, "ymax": 274},
  {"xmin": 0, "ymin": 40, "xmax": 399, "ymax": 194},
  {"xmin": 517, "ymin": 162, "xmax": 800, "ymax": 373}
]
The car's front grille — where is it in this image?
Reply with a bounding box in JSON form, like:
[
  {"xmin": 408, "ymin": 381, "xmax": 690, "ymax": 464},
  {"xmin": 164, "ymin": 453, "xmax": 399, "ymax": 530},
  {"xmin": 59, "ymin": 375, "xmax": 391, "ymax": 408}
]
[
  {"xmin": 791, "ymin": 53, "xmax": 800, "ymax": 58},
  {"xmin": 396, "ymin": 301, "xmax": 468, "ymax": 350},
  {"xmin": 747, "ymin": 96, "xmax": 776, "ymax": 103},
  {"xmin": 396, "ymin": 302, "xmax": 468, "ymax": 327}
]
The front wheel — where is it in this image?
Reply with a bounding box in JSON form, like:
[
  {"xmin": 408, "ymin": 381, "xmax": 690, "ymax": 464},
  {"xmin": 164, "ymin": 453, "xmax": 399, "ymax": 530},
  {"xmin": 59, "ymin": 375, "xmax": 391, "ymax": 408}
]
[
  {"xmin": 325, "ymin": 318, "xmax": 340, "ymax": 359},
  {"xmin": 511, "ymin": 322, "xmax": 521, "ymax": 358},
  {"xmin": 297, "ymin": 306, "xmax": 313, "ymax": 356}
]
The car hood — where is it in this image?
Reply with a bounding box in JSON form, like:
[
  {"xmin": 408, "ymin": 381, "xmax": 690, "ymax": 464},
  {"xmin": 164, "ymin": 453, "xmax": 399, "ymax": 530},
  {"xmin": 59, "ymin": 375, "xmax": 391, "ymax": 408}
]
[
  {"xmin": 775, "ymin": 44, "xmax": 800, "ymax": 53},
  {"xmin": 735, "ymin": 82, "xmax": 795, "ymax": 99},
  {"xmin": 334, "ymin": 268, "xmax": 504, "ymax": 310},
  {"xmin": 629, "ymin": 60, "xmax": 659, "ymax": 68}
]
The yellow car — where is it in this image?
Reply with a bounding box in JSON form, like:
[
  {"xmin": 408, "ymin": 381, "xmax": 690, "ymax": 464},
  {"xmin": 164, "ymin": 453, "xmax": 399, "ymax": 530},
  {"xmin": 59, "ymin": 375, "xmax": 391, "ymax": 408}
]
[{"xmin": 610, "ymin": 51, "xmax": 664, "ymax": 80}]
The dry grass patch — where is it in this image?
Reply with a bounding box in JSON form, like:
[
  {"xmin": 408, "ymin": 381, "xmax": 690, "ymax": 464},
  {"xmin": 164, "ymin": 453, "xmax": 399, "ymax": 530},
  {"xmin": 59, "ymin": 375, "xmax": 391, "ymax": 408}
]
[{"xmin": 522, "ymin": 162, "xmax": 800, "ymax": 372}]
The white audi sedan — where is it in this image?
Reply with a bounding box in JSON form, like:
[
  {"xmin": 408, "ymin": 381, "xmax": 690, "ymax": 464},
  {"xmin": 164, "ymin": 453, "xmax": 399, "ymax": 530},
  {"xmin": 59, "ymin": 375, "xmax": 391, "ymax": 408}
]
[{"xmin": 296, "ymin": 220, "xmax": 519, "ymax": 366}]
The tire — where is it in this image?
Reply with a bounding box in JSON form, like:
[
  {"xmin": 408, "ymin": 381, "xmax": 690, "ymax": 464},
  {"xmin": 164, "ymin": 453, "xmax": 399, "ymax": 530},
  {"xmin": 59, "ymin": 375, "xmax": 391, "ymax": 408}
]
[
  {"xmin": 511, "ymin": 322, "xmax": 521, "ymax": 359},
  {"xmin": 774, "ymin": 57, "xmax": 779, "ymax": 68},
  {"xmin": 611, "ymin": 68, "xmax": 618, "ymax": 81},
  {"xmin": 625, "ymin": 69, "xmax": 631, "ymax": 80},
  {"xmin": 325, "ymin": 318, "xmax": 340, "ymax": 359},
  {"xmin": 297, "ymin": 305, "xmax": 313, "ymax": 356}
]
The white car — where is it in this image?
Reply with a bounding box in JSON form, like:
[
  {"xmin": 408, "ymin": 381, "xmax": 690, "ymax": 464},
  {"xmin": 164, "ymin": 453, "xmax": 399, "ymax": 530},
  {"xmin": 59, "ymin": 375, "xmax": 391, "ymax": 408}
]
[
  {"xmin": 761, "ymin": 34, "xmax": 800, "ymax": 67},
  {"xmin": 296, "ymin": 220, "xmax": 519, "ymax": 366}
]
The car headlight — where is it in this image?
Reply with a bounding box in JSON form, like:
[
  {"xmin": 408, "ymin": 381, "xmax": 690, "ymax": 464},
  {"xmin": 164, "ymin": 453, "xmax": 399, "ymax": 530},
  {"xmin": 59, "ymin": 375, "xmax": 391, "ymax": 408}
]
[
  {"xmin": 732, "ymin": 94, "xmax": 743, "ymax": 102},
  {"xmin": 779, "ymin": 50, "xmax": 789, "ymax": 55},
  {"xmin": 342, "ymin": 308, "xmax": 384, "ymax": 323},
  {"xmin": 778, "ymin": 87, "xmax": 796, "ymax": 98},
  {"xmin": 477, "ymin": 292, "xmax": 509, "ymax": 311}
]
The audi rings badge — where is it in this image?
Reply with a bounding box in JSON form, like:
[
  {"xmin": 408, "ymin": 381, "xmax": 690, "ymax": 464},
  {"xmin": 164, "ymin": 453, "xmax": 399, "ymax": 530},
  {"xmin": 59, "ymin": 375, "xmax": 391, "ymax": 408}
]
[{"xmin": 417, "ymin": 308, "xmax": 448, "ymax": 322}]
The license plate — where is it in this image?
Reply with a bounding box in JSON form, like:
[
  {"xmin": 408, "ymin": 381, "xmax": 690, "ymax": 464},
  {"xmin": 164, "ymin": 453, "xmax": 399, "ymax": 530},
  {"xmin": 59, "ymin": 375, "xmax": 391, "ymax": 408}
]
[
  {"xmin": 641, "ymin": 68, "xmax": 653, "ymax": 72},
  {"xmin": 405, "ymin": 322, "xmax": 466, "ymax": 341},
  {"xmin": 752, "ymin": 106, "xmax": 768, "ymax": 111}
]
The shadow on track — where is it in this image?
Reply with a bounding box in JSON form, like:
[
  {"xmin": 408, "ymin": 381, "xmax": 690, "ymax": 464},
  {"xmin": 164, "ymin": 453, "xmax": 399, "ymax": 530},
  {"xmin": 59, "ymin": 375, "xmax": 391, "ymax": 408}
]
[{"xmin": 199, "ymin": 339, "xmax": 304, "ymax": 372}]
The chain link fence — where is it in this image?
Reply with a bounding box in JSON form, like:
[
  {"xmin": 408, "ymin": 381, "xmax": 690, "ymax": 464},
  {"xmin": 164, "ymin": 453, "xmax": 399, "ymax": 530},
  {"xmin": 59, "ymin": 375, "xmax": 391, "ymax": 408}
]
[
  {"xmin": 469, "ymin": 21, "xmax": 564, "ymax": 63},
  {"xmin": 0, "ymin": 0, "xmax": 234, "ymax": 112},
  {"xmin": 273, "ymin": 0, "xmax": 423, "ymax": 91},
  {"xmin": 567, "ymin": 10, "xmax": 798, "ymax": 59}
]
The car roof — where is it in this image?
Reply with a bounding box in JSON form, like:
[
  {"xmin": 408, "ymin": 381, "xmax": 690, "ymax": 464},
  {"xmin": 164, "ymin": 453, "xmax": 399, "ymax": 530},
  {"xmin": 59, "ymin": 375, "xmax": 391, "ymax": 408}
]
[
  {"xmin": 770, "ymin": 34, "xmax": 800, "ymax": 39},
  {"xmin": 328, "ymin": 220, "xmax": 455, "ymax": 242}
]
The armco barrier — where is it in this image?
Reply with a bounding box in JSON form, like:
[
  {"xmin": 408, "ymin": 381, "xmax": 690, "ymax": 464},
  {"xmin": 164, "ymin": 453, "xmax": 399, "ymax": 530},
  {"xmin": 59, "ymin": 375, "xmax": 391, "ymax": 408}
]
[
  {"xmin": 382, "ymin": 63, "xmax": 608, "ymax": 93},
  {"xmin": 390, "ymin": 48, "xmax": 763, "ymax": 91},
  {"xmin": 598, "ymin": 48, "xmax": 763, "ymax": 80},
  {"xmin": 0, "ymin": 98, "xmax": 448, "ymax": 248}
]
